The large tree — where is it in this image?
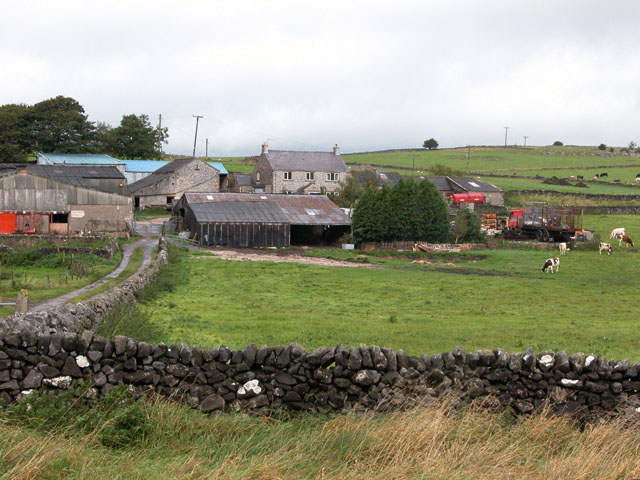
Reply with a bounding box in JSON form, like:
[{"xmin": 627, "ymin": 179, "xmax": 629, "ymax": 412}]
[
  {"xmin": 423, "ymin": 138, "xmax": 439, "ymax": 150},
  {"xmin": 26, "ymin": 96, "xmax": 96, "ymax": 153},
  {"xmin": 0, "ymin": 103, "xmax": 30, "ymax": 162},
  {"xmin": 352, "ymin": 178, "xmax": 449, "ymax": 244},
  {"xmin": 110, "ymin": 114, "xmax": 168, "ymax": 159}
]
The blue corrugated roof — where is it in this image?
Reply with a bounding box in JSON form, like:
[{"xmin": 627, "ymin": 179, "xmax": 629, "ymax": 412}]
[
  {"xmin": 120, "ymin": 160, "xmax": 170, "ymax": 172},
  {"xmin": 37, "ymin": 153, "xmax": 123, "ymax": 165},
  {"xmin": 207, "ymin": 162, "xmax": 228, "ymax": 175}
]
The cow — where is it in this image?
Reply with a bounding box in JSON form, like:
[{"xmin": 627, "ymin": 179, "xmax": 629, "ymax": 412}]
[
  {"xmin": 636, "ymin": 177, "xmax": 640, "ymax": 185},
  {"xmin": 558, "ymin": 242, "xmax": 568, "ymax": 255},
  {"xmin": 541, "ymin": 257, "xmax": 560, "ymax": 273},
  {"xmin": 636, "ymin": 173, "xmax": 640, "ymax": 178},
  {"xmin": 599, "ymin": 242, "xmax": 613, "ymax": 255},
  {"xmin": 600, "ymin": 172, "xmax": 608, "ymax": 178},
  {"xmin": 569, "ymin": 176, "xmax": 576, "ymax": 181},
  {"xmin": 614, "ymin": 178, "xmax": 621, "ymax": 183},
  {"xmin": 577, "ymin": 175, "xmax": 584, "ymax": 180},
  {"xmin": 610, "ymin": 228, "xmax": 626, "ymax": 239},
  {"xmin": 593, "ymin": 175, "xmax": 599, "ymax": 180},
  {"xmin": 620, "ymin": 235, "xmax": 634, "ymax": 247}
]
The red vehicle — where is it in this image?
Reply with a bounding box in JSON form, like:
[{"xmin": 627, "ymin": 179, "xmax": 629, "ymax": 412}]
[
  {"xmin": 504, "ymin": 203, "xmax": 583, "ymax": 242},
  {"xmin": 451, "ymin": 192, "xmax": 485, "ymax": 206}
]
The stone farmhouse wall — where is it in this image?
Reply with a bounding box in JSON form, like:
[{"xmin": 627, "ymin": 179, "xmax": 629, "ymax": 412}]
[
  {"xmin": 1, "ymin": 238, "xmax": 639, "ymax": 420},
  {"xmin": 251, "ymin": 157, "xmax": 346, "ymax": 194}
]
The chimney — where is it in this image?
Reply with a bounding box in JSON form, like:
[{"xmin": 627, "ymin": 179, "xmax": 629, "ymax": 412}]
[
  {"xmin": 262, "ymin": 141, "xmax": 269, "ymax": 154},
  {"xmin": 333, "ymin": 144, "xmax": 340, "ymax": 155}
]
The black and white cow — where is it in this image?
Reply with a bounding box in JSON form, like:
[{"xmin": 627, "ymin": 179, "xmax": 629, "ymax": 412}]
[{"xmin": 541, "ymin": 257, "xmax": 560, "ymax": 273}]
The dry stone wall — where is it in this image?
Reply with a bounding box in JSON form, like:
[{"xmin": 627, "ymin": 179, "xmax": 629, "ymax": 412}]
[{"xmin": 1, "ymin": 331, "xmax": 640, "ymax": 419}]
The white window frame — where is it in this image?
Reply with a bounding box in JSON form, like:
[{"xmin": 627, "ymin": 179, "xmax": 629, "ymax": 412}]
[
  {"xmin": 326, "ymin": 172, "xmax": 338, "ymax": 181},
  {"xmin": 306, "ymin": 172, "xmax": 315, "ymax": 181},
  {"xmin": 256, "ymin": 172, "xmax": 261, "ymax": 182},
  {"xmin": 283, "ymin": 171, "xmax": 292, "ymax": 181}
]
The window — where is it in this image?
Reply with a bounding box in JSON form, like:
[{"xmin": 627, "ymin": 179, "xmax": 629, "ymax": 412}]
[
  {"xmin": 283, "ymin": 171, "xmax": 292, "ymax": 180},
  {"xmin": 166, "ymin": 196, "xmax": 175, "ymax": 205},
  {"xmin": 256, "ymin": 172, "xmax": 261, "ymax": 182},
  {"xmin": 306, "ymin": 172, "xmax": 315, "ymax": 181},
  {"xmin": 327, "ymin": 172, "xmax": 338, "ymax": 181}
]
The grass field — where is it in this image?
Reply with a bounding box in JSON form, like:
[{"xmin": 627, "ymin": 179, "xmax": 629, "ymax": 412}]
[
  {"xmin": 481, "ymin": 175, "xmax": 639, "ymax": 195},
  {"xmin": 98, "ymin": 213, "xmax": 639, "ymax": 360},
  {"xmin": 345, "ymin": 146, "xmax": 640, "ymax": 172},
  {"xmin": 3, "ymin": 389, "xmax": 640, "ymax": 479},
  {"xmin": 0, "ymin": 251, "xmax": 123, "ymax": 316}
]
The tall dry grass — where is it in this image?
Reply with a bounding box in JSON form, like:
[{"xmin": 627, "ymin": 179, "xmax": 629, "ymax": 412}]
[{"xmin": 3, "ymin": 395, "xmax": 640, "ymax": 479}]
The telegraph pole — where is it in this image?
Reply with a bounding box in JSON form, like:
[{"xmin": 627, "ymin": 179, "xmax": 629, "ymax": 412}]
[
  {"xmin": 205, "ymin": 138, "xmax": 209, "ymax": 161},
  {"xmin": 504, "ymin": 127, "xmax": 510, "ymax": 147},
  {"xmin": 192, "ymin": 115, "xmax": 203, "ymax": 157},
  {"xmin": 523, "ymin": 136, "xmax": 528, "ymax": 147},
  {"xmin": 157, "ymin": 114, "xmax": 163, "ymax": 153},
  {"xmin": 411, "ymin": 154, "xmax": 418, "ymax": 175}
]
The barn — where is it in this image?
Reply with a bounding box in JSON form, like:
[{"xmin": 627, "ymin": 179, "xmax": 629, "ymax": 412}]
[
  {"xmin": 173, "ymin": 193, "xmax": 351, "ymax": 247},
  {"xmin": 0, "ymin": 171, "xmax": 132, "ymax": 235}
]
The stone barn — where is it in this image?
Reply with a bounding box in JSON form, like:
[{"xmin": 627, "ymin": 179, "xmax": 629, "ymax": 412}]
[
  {"xmin": 173, "ymin": 193, "xmax": 351, "ymax": 247},
  {"xmin": 126, "ymin": 158, "xmax": 220, "ymax": 209},
  {"xmin": 0, "ymin": 170, "xmax": 132, "ymax": 235}
]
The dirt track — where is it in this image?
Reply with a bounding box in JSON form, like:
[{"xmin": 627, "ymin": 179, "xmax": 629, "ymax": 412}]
[{"xmin": 194, "ymin": 249, "xmax": 382, "ymax": 268}]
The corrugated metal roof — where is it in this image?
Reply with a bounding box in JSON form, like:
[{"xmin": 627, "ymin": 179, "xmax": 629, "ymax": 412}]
[
  {"xmin": 182, "ymin": 193, "xmax": 351, "ymax": 226},
  {"xmin": 37, "ymin": 153, "xmax": 123, "ymax": 165},
  {"xmin": 28, "ymin": 165, "xmax": 124, "ymax": 183},
  {"xmin": 207, "ymin": 162, "xmax": 228, "ymax": 175},
  {"xmin": 120, "ymin": 160, "xmax": 170, "ymax": 172},
  {"xmin": 264, "ymin": 150, "xmax": 349, "ymax": 173}
]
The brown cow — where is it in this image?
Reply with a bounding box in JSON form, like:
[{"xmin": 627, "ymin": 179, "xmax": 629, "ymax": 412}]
[{"xmin": 620, "ymin": 235, "xmax": 634, "ymax": 247}]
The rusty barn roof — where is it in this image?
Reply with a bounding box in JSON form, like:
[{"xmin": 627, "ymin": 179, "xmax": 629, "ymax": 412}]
[{"xmin": 180, "ymin": 193, "xmax": 351, "ymax": 226}]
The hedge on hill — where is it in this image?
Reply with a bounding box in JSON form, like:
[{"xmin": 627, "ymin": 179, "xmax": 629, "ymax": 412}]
[{"xmin": 352, "ymin": 178, "xmax": 449, "ymax": 243}]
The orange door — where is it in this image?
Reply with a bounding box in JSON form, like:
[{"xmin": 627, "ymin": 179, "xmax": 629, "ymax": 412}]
[{"xmin": 0, "ymin": 213, "xmax": 16, "ymax": 234}]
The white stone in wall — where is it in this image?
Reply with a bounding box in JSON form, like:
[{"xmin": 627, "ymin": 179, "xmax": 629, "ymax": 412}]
[
  {"xmin": 560, "ymin": 379, "xmax": 579, "ymax": 387},
  {"xmin": 43, "ymin": 376, "xmax": 73, "ymax": 389},
  {"xmin": 585, "ymin": 355, "xmax": 595, "ymax": 367},
  {"xmin": 539, "ymin": 355, "xmax": 554, "ymax": 367},
  {"xmin": 76, "ymin": 355, "xmax": 90, "ymax": 368},
  {"xmin": 237, "ymin": 379, "xmax": 262, "ymax": 396}
]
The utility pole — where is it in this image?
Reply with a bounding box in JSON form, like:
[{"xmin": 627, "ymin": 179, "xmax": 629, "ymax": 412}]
[
  {"xmin": 523, "ymin": 136, "xmax": 528, "ymax": 147},
  {"xmin": 504, "ymin": 127, "xmax": 510, "ymax": 147},
  {"xmin": 411, "ymin": 154, "xmax": 418, "ymax": 175},
  {"xmin": 157, "ymin": 114, "xmax": 163, "ymax": 153},
  {"xmin": 205, "ymin": 138, "xmax": 209, "ymax": 161},
  {"xmin": 192, "ymin": 115, "xmax": 203, "ymax": 157},
  {"xmin": 466, "ymin": 145, "xmax": 471, "ymax": 170}
]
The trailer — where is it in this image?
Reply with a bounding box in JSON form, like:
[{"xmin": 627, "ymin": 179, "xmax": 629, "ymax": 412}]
[{"xmin": 503, "ymin": 203, "xmax": 583, "ymax": 242}]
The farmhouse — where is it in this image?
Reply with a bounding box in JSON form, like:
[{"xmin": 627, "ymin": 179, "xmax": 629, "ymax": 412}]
[
  {"xmin": 250, "ymin": 143, "xmax": 350, "ymax": 194},
  {"xmin": 126, "ymin": 158, "xmax": 220, "ymax": 209},
  {"xmin": 0, "ymin": 170, "xmax": 132, "ymax": 235},
  {"xmin": 428, "ymin": 176, "xmax": 504, "ymax": 206},
  {"xmin": 173, "ymin": 193, "xmax": 352, "ymax": 247}
]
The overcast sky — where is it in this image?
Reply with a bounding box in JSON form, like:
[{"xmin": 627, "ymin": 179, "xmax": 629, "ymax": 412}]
[{"xmin": 2, "ymin": 1, "xmax": 639, "ymax": 156}]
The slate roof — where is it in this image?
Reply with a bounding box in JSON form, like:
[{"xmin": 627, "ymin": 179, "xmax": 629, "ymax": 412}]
[
  {"xmin": 264, "ymin": 150, "xmax": 349, "ymax": 173},
  {"xmin": 126, "ymin": 158, "xmax": 219, "ymax": 194},
  {"xmin": 448, "ymin": 177, "xmax": 503, "ymax": 193},
  {"xmin": 427, "ymin": 177, "xmax": 454, "ymax": 191},
  {"xmin": 233, "ymin": 173, "xmax": 253, "ymax": 186},
  {"xmin": 180, "ymin": 193, "xmax": 351, "ymax": 226},
  {"xmin": 37, "ymin": 153, "xmax": 122, "ymax": 165}
]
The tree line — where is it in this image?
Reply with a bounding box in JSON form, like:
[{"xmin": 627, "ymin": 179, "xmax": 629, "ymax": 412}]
[{"xmin": 0, "ymin": 96, "xmax": 168, "ymax": 163}]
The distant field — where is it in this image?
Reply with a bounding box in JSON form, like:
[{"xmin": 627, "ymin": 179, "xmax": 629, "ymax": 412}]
[
  {"xmin": 481, "ymin": 176, "xmax": 639, "ymax": 195},
  {"xmin": 345, "ymin": 146, "xmax": 640, "ymax": 173},
  {"xmin": 513, "ymin": 166, "xmax": 640, "ymax": 183}
]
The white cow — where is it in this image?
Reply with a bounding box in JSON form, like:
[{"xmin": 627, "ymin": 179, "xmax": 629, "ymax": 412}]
[
  {"xmin": 599, "ymin": 242, "xmax": 612, "ymax": 255},
  {"xmin": 610, "ymin": 228, "xmax": 626, "ymax": 239},
  {"xmin": 558, "ymin": 242, "xmax": 568, "ymax": 255},
  {"xmin": 541, "ymin": 257, "xmax": 560, "ymax": 273}
]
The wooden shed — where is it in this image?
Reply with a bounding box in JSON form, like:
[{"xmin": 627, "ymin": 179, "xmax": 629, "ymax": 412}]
[{"xmin": 174, "ymin": 193, "xmax": 351, "ymax": 247}]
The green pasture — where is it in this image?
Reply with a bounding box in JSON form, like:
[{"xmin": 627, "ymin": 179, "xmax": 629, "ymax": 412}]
[
  {"xmin": 110, "ymin": 229, "xmax": 640, "ymax": 360},
  {"xmin": 509, "ymin": 166, "xmax": 640, "ymax": 184},
  {"xmin": 481, "ymin": 175, "xmax": 639, "ymax": 195},
  {"xmin": 345, "ymin": 146, "xmax": 639, "ymax": 173}
]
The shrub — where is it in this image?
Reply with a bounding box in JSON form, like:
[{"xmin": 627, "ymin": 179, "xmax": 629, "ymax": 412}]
[
  {"xmin": 599, "ymin": 143, "xmax": 606, "ymax": 151},
  {"xmin": 452, "ymin": 208, "xmax": 486, "ymax": 244},
  {"xmin": 553, "ymin": 141, "xmax": 564, "ymax": 146},
  {"xmin": 428, "ymin": 163, "xmax": 463, "ymax": 177}
]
